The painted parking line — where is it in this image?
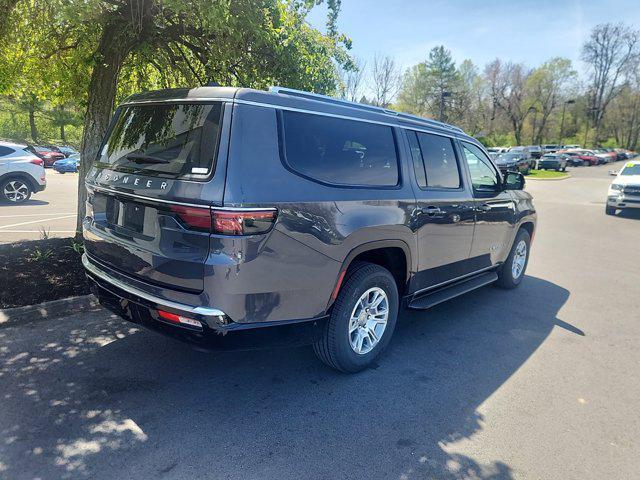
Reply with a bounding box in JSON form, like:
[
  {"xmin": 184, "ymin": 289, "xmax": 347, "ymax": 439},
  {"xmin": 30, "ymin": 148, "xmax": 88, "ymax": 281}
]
[
  {"xmin": 0, "ymin": 214, "xmax": 76, "ymax": 230},
  {"xmin": 0, "ymin": 213, "xmax": 76, "ymax": 218},
  {"xmin": 0, "ymin": 230, "xmax": 77, "ymax": 233}
]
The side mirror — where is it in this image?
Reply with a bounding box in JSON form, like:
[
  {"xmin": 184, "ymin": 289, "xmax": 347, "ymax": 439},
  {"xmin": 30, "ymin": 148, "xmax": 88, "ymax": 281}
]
[
  {"xmin": 504, "ymin": 171, "xmax": 525, "ymax": 190},
  {"xmin": 609, "ymin": 170, "xmax": 618, "ymax": 176}
]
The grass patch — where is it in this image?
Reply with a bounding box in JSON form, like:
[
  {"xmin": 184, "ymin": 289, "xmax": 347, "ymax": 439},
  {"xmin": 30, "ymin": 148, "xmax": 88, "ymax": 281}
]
[{"xmin": 527, "ymin": 169, "xmax": 569, "ymax": 179}]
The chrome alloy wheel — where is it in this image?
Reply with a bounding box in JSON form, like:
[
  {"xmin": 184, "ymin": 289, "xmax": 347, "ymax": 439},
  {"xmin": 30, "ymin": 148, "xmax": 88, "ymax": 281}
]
[
  {"xmin": 348, "ymin": 287, "xmax": 389, "ymax": 355},
  {"xmin": 512, "ymin": 240, "xmax": 527, "ymax": 279},
  {"xmin": 3, "ymin": 180, "xmax": 29, "ymax": 202}
]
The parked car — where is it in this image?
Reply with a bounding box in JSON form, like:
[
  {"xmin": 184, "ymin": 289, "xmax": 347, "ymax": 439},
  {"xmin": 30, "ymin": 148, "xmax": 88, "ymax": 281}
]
[
  {"xmin": 542, "ymin": 144, "xmax": 562, "ymax": 154},
  {"xmin": 526, "ymin": 145, "xmax": 543, "ymax": 159},
  {"xmin": 594, "ymin": 148, "xmax": 617, "ymax": 163},
  {"xmin": 82, "ymin": 86, "xmax": 536, "ymax": 373},
  {"xmin": 561, "ymin": 149, "xmax": 600, "ymax": 166},
  {"xmin": 538, "ymin": 153, "xmax": 568, "ymax": 171},
  {"xmin": 563, "ymin": 144, "xmax": 581, "ymax": 150},
  {"xmin": 26, "ymin": 145, "xmax": 65, "ymax": 167},
  {"xmin": 0, "ymin": 141, "xmax": 46, "ymax": 203},
  {"xmin": 56, "ymin": 145, "xmax": 79, "ymax": 158},
  {"xmin": 494, "ymin": 152, "xmax": 532, "ymax": 174},
  {"xmin": 606, "ymin": 160, "xmax": 640, "ymax": 215},
  {"xmin": 487, "ymin": 147, "xmax": 510, "ymax": 154},
  {"xmin": 561, "ymin": 151, "xmax": 587, "ymax": 166},
  {"xmin": 53, "ymin": 153, "xmax": 79, "ymax": 173},
  {"xmin": 507, "ymin": 146, "xmax": 536, "ymax": 168}
]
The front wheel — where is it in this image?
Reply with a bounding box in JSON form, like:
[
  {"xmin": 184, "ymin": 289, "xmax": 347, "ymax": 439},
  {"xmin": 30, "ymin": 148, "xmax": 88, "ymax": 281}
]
[
  {"xmin": 605, "ymin": 205, "xmax": 616, "ymax": 216},
  {"xmin": 496, "ymin": 229, "xmax": 531, "ymax": 289},
  {"xmin": 313, "ymin": 262, "xmax": 399, "ymax": 373}
]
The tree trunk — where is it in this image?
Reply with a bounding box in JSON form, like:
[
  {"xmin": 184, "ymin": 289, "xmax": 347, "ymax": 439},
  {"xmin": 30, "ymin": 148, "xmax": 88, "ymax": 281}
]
[
  {"xmin": 60, "ymin": 123, "xmax": 66, "ymax": 142},
  {"xmin": 28, "ymin": 107, "xmax": 37, "ymax": 142},
  {"xmin": 0, "ymin": 0, "xmax": 19, "ymax": 41},
  {"xmin": 75, "ymin": 4, "xmax": 156, "ymax": 237}
]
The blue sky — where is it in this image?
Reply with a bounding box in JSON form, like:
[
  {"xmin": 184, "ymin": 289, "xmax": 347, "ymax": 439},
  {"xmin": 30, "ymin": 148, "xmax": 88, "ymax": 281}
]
[{"xmin": 307, "ymin": 0, "xmax": 640, "ymax": 73}]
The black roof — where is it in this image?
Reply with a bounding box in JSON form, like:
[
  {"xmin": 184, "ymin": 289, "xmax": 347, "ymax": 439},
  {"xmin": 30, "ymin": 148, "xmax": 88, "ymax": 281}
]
[{"xmin": 124, "ymin": 86, "xmax": 474, "ymax": 141}]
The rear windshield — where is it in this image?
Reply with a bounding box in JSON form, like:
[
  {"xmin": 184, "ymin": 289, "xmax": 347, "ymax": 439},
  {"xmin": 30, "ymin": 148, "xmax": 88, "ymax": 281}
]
[{"xmin": 96, "ymin": 102, "xmax": 223, "ymax": 179}]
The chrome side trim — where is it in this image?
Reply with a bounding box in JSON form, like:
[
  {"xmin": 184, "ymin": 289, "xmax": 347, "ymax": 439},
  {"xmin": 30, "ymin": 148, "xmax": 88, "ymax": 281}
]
[
  {"xmin": 82, "ymin": 254, "xmax": 226, "ymax": 318},
  {"xmin": 87, "ymin": 184, "xmax": 208, "ymax": 208},
  {"xmin": 87, "ymin": 184, "xmax": 277, "ymax": 212},
  {"xmin": 409, "ymin": 265, "xmax": 498, "ymax": 299}
]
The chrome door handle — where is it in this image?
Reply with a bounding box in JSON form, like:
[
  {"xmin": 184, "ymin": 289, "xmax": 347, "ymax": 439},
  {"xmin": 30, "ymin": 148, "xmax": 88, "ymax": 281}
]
[
  {"xmin": 477, "ymin": 204, "xmax": 492, "ymax": 212},
  {"xmin": 421, "ymin": 206, "xmax": 444, "ymax": 216}
]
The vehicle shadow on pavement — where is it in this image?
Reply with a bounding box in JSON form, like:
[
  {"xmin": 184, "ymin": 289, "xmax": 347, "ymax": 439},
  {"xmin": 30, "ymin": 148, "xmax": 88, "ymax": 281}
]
[{"xmin": 0, "ymin": 276, "xmax": 575, "ymax": 480}]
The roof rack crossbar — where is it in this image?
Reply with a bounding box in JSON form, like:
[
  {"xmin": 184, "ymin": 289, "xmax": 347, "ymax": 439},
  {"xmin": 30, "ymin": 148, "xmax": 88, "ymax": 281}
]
[{"xmin": 269, "ymin": 86, "xmax": 464, "ymax": 133}]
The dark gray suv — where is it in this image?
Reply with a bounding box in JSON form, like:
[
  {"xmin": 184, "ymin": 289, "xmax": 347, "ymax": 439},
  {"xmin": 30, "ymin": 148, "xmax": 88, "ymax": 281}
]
[{"xmin": 82, "ymin": 86, "xmax": 536, "ymax": 372}]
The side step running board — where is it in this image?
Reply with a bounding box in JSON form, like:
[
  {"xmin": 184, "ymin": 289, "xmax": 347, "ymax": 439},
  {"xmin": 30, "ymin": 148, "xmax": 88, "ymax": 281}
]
[{"xmin": 408, "ymin": 271, "xmax": 498, "ymax": 310}]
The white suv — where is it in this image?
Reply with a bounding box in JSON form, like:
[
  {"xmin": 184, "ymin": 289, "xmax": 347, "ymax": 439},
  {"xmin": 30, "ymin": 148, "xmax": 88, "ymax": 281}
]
[
  {"xmin": 606, "ymin": 160, "xmax": 640, "ymax": 215},
  {"xmin": 0, "ymin": 141, "xmax": 47, "ymax": 203}
]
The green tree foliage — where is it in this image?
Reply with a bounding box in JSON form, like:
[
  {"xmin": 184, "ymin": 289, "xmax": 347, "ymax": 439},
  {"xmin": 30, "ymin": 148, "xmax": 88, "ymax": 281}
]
[
  {"xmin": 397, "ymin": 45, "xmax": 460, "ymax": 120},
  {"xmin": 0, "ymin": 0, "xmax": 351, "ymax": 234}
]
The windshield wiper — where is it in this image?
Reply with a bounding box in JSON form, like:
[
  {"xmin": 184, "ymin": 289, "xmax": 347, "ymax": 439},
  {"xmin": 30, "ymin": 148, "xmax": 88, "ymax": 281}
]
[{"xmin": 125, "ymin": 153, "xmax": 171, "ymax": 164}]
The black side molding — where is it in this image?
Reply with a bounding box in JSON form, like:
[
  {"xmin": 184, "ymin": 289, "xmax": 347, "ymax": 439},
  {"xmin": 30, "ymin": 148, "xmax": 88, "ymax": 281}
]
[{"xmin": 408, "ymin": 271, "xmax": 498, "ymax": 310}]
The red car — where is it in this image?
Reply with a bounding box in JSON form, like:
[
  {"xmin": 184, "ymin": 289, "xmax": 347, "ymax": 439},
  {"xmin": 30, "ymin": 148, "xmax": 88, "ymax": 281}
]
[
  {"xmin": 26, "ymin": 145, "xmax": 65, "ymax": 167},
  {"xmin": 559, "ymin": 149, "xmax": 600, "ymax": 166}
]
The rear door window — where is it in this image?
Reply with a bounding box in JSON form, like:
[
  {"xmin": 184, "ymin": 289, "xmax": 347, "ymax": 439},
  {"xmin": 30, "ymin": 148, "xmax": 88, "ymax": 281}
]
[
  {"xmin": 96, "ymin": 102, "xmax": 223, "ymax": 179},
  {"xmin": 280, "ymin": 111, "xmax": 399, "ymax": 187},
  {"xmin": 408, "ymin": 131, "xmax": 461, "ymax": 189}
]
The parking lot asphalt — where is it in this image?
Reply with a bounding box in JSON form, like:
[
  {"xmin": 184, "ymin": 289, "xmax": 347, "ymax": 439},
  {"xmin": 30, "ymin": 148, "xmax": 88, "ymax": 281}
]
[
  {"xmin": 0, "ymin": 161, "xmax": 639, "ymax": 479},
  {"xmin": 0, "ymin": 170, "xmax": 78, "ymax": 243}
]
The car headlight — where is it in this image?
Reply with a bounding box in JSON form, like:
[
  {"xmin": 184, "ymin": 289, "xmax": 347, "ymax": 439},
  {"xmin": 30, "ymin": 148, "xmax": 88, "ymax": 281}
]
[{"xmin": 611, "ymin": 184, "xmax": 623, "ymax": 191}]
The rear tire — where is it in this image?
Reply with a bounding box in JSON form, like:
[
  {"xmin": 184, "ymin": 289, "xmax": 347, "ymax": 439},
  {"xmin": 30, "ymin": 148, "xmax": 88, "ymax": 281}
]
[
  {"xmin": 313, "ymin": 262, "xmax": 399, "ymax": 373},
  {"xmin": 0, "ymin": 177, "xmax": 32, "ymax": 204},
  {"xmin": 496, "ymin": 229, "xmax": 531, "ymax": 289},
  {"xmin": 605, "ymin": 205, "xmax": 616, "ymax": 216}
]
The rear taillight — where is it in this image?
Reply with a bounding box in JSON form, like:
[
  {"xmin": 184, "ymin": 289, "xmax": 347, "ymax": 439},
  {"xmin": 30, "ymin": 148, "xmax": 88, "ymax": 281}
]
[
  {"xmin": 212, "ymin": 209, "xmax": 277, "ymax": 236},
  {"xmin": 169, "ymin": 205, "xmax": 277, "ymax": 235},
  {"xmin": 169, "ymin": 205, "xmax": 212, "ymax": 231},
  {"xmin": 30, "ymin": 158, "xmax": 43, "ymax": 166}
]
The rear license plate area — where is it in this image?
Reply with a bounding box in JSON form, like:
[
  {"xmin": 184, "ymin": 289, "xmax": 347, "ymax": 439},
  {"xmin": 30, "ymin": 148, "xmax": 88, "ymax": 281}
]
[
  {"xmin": 104, "ymin": 196, "xmax": 145, "ymax": 233},
  {"xmin": 122, "ymin": 202, "xmax": 145, "ymax": 233}
]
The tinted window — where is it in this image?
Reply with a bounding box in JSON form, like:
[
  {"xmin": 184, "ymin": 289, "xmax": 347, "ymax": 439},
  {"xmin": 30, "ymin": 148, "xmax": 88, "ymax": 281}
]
[
  {"xmin": 281, "ymin": 111, "xmax": 398, "ymax": 186},
  {"xmin": 0, "ymin": 146, "xmax": 15, "ymax": 157},
  {"xmin": 462, "ymin": 142, "xmax": 500, "ymax": 191},
  {"xmin": 415, "ymin": 132, "xmax": 460, "ymax": 189},
  {"xmin": 621, "ymin": 163, "xmax": 640, "ymax": 176},
  {"xmin": 97, "ymin": 102, "xmax": 223, "ymax": 179}
]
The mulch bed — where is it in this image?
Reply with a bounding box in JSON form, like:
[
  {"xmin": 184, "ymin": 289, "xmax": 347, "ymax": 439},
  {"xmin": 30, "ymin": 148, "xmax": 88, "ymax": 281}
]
[{"xmin": 0, "ymin": 237, "xmax": 90, "ymax": 309}]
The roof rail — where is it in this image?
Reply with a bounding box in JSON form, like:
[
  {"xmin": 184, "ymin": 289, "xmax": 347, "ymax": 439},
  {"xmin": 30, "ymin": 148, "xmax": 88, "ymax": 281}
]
[{"xmin": 269, "ymin": 86, "xmax": 464, "ymax": 134}]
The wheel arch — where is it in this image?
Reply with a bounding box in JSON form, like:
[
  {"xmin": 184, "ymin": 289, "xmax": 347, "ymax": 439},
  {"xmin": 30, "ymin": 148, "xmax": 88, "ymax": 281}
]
[
  {"xmin": 326, "ymin": 240, "xmax": 413, "ymax": 311},
  {"xmin": 0, "ymin": 171, "xmax": 38, "ymax": 191}
]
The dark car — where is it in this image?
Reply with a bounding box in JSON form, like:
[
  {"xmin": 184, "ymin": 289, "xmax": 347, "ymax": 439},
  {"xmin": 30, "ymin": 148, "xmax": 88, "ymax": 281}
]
[
  {"xmin": 56, "ymin": 145, "xmax": 79, "ymax": 157},
  {"xmin": 494, "ymin": 152, "xmax": 532, "ymax": 175},
  {"xmin": 82, "ymin": 86, "xmax": 536, "ymax": 373},
  {"xmin": 26, "ymin": 145, "xmax": 65, "ymax": 167},
  {"xmin": 538, "ymin": 153, "xmax": 568, "ymax": 171}
]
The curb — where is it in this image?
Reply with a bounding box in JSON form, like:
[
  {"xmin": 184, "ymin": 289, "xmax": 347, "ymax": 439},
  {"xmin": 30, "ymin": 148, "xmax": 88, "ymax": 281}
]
[
  {"xmin": 527, "ymin": 173, "xmax": 572, "ymax": 181},
  {"xmin": 0, "ymin": 294, "xmax": 102, "ymax": 328}
]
